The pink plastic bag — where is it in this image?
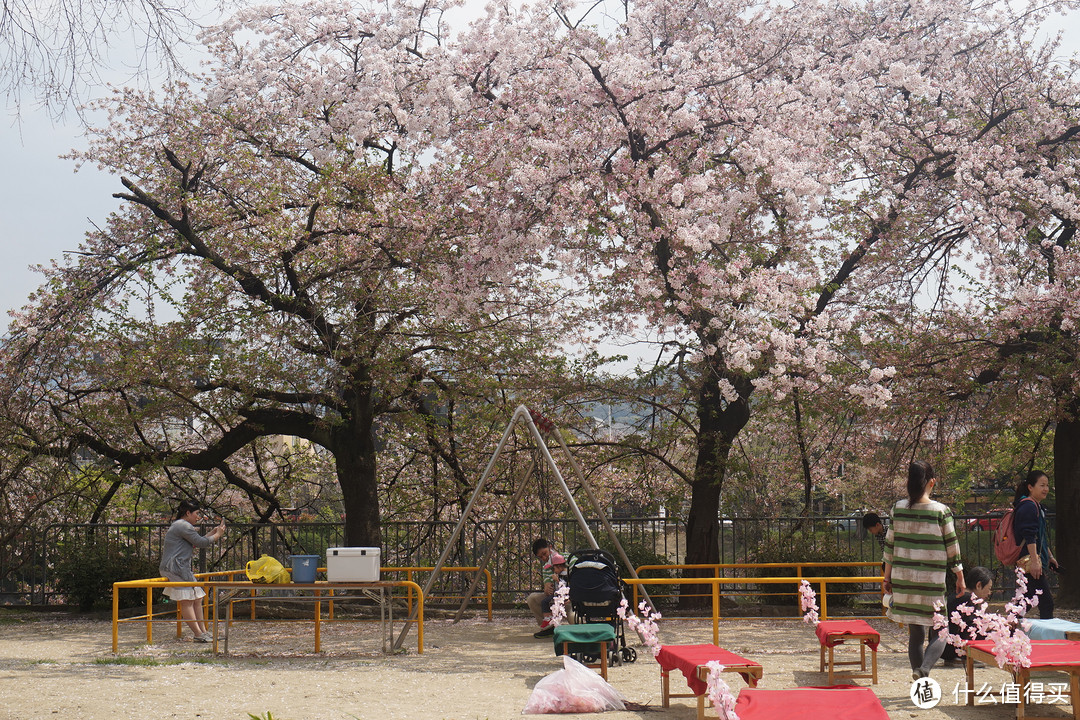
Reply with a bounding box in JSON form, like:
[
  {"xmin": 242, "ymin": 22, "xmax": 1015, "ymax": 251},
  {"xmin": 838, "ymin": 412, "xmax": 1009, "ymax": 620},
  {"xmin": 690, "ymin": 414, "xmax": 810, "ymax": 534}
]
[{"xmin": 522, "ymin": 655, "xmax": 626, "ymax": 714}]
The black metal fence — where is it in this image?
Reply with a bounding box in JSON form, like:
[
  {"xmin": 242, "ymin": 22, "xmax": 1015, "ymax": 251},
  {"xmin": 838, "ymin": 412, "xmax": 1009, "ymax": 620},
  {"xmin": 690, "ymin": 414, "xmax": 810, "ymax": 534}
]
[{"xmin": 0, "ymin": 513, "xmax": 1053, "ymax": 607}]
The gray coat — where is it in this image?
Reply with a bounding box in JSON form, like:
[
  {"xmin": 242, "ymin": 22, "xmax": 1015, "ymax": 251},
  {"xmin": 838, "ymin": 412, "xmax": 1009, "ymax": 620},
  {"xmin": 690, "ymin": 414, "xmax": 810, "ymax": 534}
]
[{"xmin": 159, "ymin": 519, "xmax": 213, "ymax": 582}]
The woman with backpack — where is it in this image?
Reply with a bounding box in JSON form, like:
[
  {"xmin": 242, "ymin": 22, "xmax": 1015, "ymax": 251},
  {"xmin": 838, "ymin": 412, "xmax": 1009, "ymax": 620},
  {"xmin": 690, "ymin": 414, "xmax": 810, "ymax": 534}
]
[
  {"xmin": 883, "ymin": 460, "xmax": 965, "ymax": 680},
  {"xmin": 1013, "ymin": 470, "xmax": 1058, "ymax": 619}
]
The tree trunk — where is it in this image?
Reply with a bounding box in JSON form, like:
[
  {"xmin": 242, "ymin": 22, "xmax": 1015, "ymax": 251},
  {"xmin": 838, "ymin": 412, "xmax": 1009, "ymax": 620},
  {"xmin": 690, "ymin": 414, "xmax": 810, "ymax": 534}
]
[
  {"xmin": 89, "ymin": 474, "xmax": 124, "ymax": 525},
  {"xmin": 679, "ymin": 370, "xmax": 751, "ymax": 609},
  {"xmin": 334, "ymin": 411, "xmax": 382, "ymax": 548},
  {"xmin": 1054, "ymin": 400, "xmax": 1079, "ymax": 607}
]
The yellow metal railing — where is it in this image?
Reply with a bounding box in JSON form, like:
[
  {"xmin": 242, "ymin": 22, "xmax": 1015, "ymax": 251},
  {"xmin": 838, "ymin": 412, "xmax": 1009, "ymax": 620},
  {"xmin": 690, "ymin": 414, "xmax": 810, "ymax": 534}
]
[
  {"xmin": 623, "ymin": 570, "xmax": 883, "ymax": 647},
  {"xmin": 111, "ymin": 570, "xmax": 245, "ymax": 650},
  {"xmin": 632, "ymin": 562, "xmax": 883, "ymax": 609},
  {"xmin": 112, "ymin": 573, "xmax": 423, "ymax": 654},
  {"xmin": 381, "ymin": 566, "xmax": 493, "ymax": 621},
  {"xmin": 206, "ymin": 566, "xmax": 491, "ymax": 623},
  {"xmin": 111, "ymin": 564, "xmax": 492, "ymax": 653}
]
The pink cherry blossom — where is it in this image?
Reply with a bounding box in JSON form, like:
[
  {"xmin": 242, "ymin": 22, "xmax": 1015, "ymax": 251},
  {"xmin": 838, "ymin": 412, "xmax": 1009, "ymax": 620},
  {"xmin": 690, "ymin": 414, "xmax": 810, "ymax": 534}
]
[
  {"xmin": 617, "ymin": 598, "xmax": 663, "ymax": 658},
  {"xmin": 932, "ymin": 569, "xmax": 1041, "ymax": 668}
]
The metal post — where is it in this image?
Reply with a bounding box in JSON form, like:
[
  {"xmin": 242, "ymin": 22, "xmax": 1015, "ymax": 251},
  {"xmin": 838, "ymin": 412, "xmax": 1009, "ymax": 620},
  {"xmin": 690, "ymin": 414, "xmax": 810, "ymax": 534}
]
[{"xmin": 521, "ymin": 415, "xmax": 598, "ymax": 549}]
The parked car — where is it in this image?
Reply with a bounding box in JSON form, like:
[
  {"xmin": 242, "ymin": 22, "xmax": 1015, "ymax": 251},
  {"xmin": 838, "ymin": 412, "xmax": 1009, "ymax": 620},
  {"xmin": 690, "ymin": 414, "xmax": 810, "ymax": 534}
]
[
  {"xmin": 965, "ymin": 508, "xmax": 1010, "ymax": 531},
  {"xmin": 834, "ymin": 510, "xmax": 868, "ymax": 530}
]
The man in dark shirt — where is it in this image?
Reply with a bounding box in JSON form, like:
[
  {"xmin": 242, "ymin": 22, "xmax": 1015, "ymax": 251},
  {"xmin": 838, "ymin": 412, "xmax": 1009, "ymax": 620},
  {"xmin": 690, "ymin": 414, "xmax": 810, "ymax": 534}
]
[{"xmin": 862, "ymin": 512, "xmax": 887, "ymax": 572}]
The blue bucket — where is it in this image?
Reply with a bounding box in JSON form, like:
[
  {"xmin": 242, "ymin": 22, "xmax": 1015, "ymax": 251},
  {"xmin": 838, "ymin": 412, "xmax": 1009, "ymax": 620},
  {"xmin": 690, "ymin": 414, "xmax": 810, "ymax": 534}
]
[{"xmin": 290, "ymin": 555, "xmax": 319, "ymax": 583}]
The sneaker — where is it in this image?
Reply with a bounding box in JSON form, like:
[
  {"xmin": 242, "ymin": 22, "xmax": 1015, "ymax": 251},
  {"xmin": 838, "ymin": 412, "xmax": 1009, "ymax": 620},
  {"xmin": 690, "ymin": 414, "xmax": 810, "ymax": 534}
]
[
  {"xmin": 534, "ymin": 623, "xmax": 555, "ymax": 638},
  {"xmin": 194, "ymin": 633, "xmax": 212, "ymax": 643}
]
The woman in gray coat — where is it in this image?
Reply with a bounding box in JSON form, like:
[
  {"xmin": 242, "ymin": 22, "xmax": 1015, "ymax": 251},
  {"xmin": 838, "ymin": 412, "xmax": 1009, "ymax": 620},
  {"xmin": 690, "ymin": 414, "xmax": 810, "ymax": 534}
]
[{"xmin": 159, "ymin": 500, "xmax": 225, "ymax": 642}]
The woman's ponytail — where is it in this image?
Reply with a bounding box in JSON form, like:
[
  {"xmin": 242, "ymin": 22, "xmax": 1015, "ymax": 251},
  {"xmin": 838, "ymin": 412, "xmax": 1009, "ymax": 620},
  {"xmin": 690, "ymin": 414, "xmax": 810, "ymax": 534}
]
[{"xmin": 907, "ymin": 460, "xmax": 934, "ymax": 504}]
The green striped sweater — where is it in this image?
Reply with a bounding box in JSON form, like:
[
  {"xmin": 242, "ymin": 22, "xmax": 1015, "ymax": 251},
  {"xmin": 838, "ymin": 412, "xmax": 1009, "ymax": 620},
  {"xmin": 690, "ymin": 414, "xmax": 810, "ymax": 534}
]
[{"xmin": 883, "ymin": 499, "xmax": 963, "ymax": 626}]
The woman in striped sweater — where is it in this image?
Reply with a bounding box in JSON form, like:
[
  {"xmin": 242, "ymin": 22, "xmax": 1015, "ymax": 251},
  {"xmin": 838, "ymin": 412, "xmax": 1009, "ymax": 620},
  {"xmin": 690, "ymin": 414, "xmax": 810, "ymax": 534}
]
[{"xmin": 883, "ymin": 460, "xmax": 966, "ymax": 679}]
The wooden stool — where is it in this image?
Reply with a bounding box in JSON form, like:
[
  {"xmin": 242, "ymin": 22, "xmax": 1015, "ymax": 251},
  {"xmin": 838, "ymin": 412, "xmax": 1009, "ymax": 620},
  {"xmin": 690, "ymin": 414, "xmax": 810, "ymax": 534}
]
[
  {"xmin": 815, "ymin": 620, "xmax": 879, "ymax": 685},
  {"xmin": 553, "ymin": 623, "xmax": 617, "ymax": 680},
  {"xmin": 656, "ymin": 644, "xmax": 762, "ymax": 720},
  {"xmin": 966, "ymin": 639, "xmax": 1080, "ymax": 720}
]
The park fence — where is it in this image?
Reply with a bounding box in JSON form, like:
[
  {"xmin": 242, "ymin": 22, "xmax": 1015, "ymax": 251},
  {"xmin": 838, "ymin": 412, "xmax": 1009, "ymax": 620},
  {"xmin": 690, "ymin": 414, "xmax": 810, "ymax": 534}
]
[{"xmin": 0, "ymin": 513, "xmax": 1052, "ymax": 608}]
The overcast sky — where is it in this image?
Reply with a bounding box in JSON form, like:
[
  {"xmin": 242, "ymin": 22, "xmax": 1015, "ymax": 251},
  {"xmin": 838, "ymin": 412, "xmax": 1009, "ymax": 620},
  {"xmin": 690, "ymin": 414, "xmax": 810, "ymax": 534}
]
[{"xmin": 2, "ymin": 4, "xmax": 1077, "ymax": 334}]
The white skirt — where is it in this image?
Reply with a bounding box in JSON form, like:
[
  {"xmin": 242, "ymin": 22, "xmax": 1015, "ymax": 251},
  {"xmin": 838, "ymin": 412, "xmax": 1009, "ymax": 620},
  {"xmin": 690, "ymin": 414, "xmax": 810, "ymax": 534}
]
[{"xmin": 164, "ymin": 585, "xmax": 206, "ymax": 601}]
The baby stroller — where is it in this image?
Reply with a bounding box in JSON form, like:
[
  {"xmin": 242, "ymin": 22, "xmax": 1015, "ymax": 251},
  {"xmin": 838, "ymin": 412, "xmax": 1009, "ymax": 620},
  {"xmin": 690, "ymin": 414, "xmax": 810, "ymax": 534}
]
[{"xmin": 565, "ymin": 548, "xmax": 637, "ymax": 664}]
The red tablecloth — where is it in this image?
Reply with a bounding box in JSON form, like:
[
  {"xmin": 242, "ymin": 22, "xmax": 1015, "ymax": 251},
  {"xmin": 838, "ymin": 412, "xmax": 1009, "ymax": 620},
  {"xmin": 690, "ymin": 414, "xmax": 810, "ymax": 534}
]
[
  {"xmin": 968, "ymin": 639, "xmax": 1080, "ymax": 668},
  {"xmin": 655, "ymin": 644, "xmax": 761, "ymax": 696},
  {"xmin": 815, "ymin": 620, "xmax": 880, "ymax": 650},
  {"xmin": 734, "ymin": 687, "xmax": 889, "ymax": 720}
]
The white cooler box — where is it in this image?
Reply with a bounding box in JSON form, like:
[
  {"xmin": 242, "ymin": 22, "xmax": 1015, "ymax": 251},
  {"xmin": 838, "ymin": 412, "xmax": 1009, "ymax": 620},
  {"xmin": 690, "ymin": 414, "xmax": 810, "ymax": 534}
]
[{"xmin": 326, "ymin": 547, "xmax": 381, "ymax": 582}]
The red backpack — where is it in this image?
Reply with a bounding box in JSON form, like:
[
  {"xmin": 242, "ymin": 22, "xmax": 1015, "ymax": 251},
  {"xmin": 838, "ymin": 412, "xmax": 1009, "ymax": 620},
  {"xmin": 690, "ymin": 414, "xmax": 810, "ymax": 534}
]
[{"xmin": 993, "ymin": 498, "xmax": 1034, "ymax": 567}]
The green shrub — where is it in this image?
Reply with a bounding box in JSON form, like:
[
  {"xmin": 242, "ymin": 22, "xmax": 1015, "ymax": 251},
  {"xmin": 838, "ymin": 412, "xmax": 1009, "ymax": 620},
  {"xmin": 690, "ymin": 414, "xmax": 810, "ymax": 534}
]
[
  {"xmin": 53, "ymin": 543, "xmax": 162, "ymax": 611},
  {"xmin": 748, "ymin": 532, "xmax": 861, "ymax": 608}
]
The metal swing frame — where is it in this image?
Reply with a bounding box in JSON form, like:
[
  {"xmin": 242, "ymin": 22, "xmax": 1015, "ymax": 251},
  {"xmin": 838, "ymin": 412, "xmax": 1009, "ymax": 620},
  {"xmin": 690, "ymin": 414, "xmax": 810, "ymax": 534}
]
[{"xmin": 393, "ymin": 404, "xmax": 653, "ymax": 650}]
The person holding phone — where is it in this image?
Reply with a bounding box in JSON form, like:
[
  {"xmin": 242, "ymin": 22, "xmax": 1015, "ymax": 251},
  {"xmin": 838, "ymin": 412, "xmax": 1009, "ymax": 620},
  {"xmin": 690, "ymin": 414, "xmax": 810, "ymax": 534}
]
[{"xmin": 159, "ymin": 500, "xmax": 226, "ymax": 642}]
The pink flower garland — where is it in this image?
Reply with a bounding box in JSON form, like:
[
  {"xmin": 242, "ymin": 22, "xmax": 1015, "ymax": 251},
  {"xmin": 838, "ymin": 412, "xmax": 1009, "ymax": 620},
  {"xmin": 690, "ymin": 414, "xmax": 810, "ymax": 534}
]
[
  {"xmin": 550, "ymin": 582, "xmax": 571, "ymax": 626},
  {"xmin": 616, "ymin": 598, "xmax": 743, "ymax": 717},
  {"xmin": 617, "ymin": 598, "xmax": 662, "ymax": 657},
  {"xmin": 705, "ymin": 660, "xmax": 741, "ymax": 720},
  {"xmin": 932, "ymin": 568, "xmax": 1040, "ymax": 668},
  {"xmin": 616, "ymin": 599, "xmax": 740, "ymax": 717},
  {"xmin": 799, "ymin": 580, "xmax": 820, "ymax": 625}
]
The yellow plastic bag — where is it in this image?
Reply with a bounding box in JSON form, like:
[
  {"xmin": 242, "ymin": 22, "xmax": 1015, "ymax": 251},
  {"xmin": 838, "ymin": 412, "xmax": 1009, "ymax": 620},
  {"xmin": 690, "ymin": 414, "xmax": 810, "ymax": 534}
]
[{"xmin": 245, "ymin": 555, "xmax": 292, "ymax": 584}]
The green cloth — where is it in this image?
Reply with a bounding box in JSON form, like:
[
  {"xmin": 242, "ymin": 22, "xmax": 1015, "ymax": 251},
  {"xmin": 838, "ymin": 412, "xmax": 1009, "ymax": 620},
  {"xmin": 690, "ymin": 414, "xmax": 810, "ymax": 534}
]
[{"xmin": 553, "ymin": 623, "xmax": 615, "ymax": 656}]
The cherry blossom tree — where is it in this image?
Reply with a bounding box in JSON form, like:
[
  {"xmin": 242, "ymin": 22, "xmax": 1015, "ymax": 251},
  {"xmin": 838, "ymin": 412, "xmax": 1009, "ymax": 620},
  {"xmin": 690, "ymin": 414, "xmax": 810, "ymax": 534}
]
[
  {"xmin": 2, "ymin": 0, "xmax": 565, "ymax": 546},
  {"xmin": 866, "ymin": 210, "xmax": 1080, "ymax": 600},
  {"xmin": 4, "ymin": 0, "xmax": 1078, "ymax": 579},
  {"xmin": 953, "ymin": 247, "xmax": 1080, "ymax": 604},
  {"xmin": 450, "ymin": 0, "xmax": 1080, "ymax": 592}
]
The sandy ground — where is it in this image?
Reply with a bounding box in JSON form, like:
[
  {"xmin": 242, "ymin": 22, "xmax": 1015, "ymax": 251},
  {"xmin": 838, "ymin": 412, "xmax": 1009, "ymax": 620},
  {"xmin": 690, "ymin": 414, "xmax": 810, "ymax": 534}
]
[{"xmin": 0, "ymin": 608, "xmax": 1076, "ymax": 720}]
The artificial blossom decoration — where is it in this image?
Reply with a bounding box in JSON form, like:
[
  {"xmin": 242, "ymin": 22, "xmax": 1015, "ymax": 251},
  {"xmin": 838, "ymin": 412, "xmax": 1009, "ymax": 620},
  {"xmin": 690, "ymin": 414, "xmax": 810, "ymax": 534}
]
[
  {"xmin": 933, "ymin": 568, "xmax": 1041, "ymax": 668},
  {"xmin": 550, "ymin": 583, "xmax": 571, "ymax": 627},
  {"xmin": 617, "ymin": 598, "xmax": 662, "ymax": 657},
  {"xmin": 705, "ymin": 660, "xmax": 741, "ymax": 720},
  {"xmin": 799, "ymin": 580, "xmax": 820, "ymax": 626}
]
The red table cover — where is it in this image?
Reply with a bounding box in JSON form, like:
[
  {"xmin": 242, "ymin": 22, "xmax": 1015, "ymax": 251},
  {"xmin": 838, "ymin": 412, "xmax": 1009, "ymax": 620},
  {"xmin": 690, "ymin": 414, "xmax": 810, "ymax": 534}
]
[
  {"xmin": 655, "ymin": 644, "xmax": 760, "ymax": 696},
  {"xmin": 968, "ymin": 639, "xmax": 1080, "ymax": 668},
  {"xmin": 815, "ymin": 620, "xmax": 880, "ymax": 650},
  {"xmin": 734, "ymin": 687, "xmax": 889, "ymax": 720}
]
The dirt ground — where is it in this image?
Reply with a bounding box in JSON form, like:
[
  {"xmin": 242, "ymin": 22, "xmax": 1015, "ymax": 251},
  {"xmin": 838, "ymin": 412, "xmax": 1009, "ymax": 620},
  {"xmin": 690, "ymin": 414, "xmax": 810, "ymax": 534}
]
[{"xmin": 0, "ymin": 608, "xmax": 1077, "ymax": 720}]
